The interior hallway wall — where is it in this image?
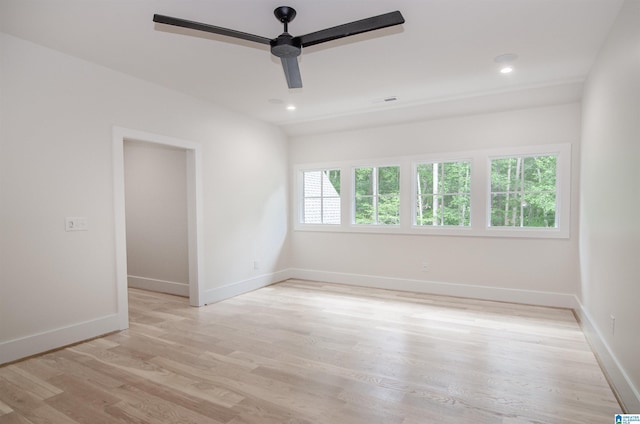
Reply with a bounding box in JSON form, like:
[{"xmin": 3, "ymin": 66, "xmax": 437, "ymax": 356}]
[{"xmin": 124, "ymin": 140, "xmax": 189, "ymax": 296}]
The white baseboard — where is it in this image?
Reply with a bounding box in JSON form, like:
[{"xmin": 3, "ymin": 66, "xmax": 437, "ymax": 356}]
[
  {"xmin": 288, "ymin": 268, "xmax": 579, "ymax": 309},
  {"xmin": 574, "ymin": 301, "xmax": 640, "ymax": 413},
  {"xmin": 128, "ymin": 275, "xmax": 189, "ymax": 297},
  {"xmin": 0, "ymin": 314, "xmax": 120, "ymax": 365},
  {"xmin": 6, "ymin": 268, "xmax": 636, "ymax": 414},
  {"xmin": 287, "ymin": 268, "xmax": 639, "ymax": 412},
  {"xmin": 203, "ymin": 269, "xmax": 293, "ymax": 304}
]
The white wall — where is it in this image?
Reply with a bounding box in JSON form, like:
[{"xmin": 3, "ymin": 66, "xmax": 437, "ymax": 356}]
[
  {"xmin": 0, "ymin": 33, "xmax": 290, "ymax": 363},
  {"xmin": 289, "ymin": 103, "xmax": 582, "ymax": 305},
  {"xmin": 124, "ymin": 141, "xmax": 189, "ymax": 296},
  {"xmin": 579, "ymin": 0, "xmax": 640, "ymax": 411}
]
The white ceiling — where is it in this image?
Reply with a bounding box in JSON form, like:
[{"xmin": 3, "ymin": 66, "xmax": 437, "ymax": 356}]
[{"xmin": 0, "ymin": 0, "xmax": 623, "ymax": 136}]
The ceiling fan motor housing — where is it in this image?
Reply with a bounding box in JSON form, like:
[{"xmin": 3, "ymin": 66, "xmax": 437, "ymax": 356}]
[{"xmin": 271, "ymin": 34, "xmax": 302, "ymax": 58}]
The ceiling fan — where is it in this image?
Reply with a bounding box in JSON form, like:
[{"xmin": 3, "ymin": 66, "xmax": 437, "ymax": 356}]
[{"xmin": 153, "ymin": 7, "xmax": 405, "ymax": 89}]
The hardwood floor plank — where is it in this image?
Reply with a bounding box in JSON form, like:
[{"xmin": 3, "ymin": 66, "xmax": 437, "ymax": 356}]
[
  {"xmin": 45, "ymin": 392, "xmax": 127, "ymax": 424},
  {"xmin": 13, "ymin": 359, "xmax": 63, "ymax": 384},
  {"xmin": 67, "ymin": 345, "xmax": 244, "ymax": 409},
  {"xmin": 108, "ymin": 384, "xmax": 226, "ymax": 424},
  {"xmin": 227, "ymin": 397, "xmax": 315, "ymax": 424},
  {"xmin": 0, "ymin": 367, "xmax": 62, "ymax": 401},
  {"xmin": 0, "ymin": 280, "xmax": 621, "ymax": 423},
  {"xmin": 0, "ymin": 412, "xmax": 35, "ymax": 424},
  {"xmin": 0, "ymin": 378, "xmax": 48, "ymax": 416}
]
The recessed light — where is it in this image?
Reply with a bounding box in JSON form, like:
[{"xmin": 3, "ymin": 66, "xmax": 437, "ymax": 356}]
[
  {"xmin": 286, "ymin": 105, "xmax": 296, "ymax": 111},
  {"xmin": 494, "ymin": 53, "xmax": 517, "ymax": 75}
]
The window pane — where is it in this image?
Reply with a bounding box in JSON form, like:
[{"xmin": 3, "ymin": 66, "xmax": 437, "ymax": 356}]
[
  {"xmin": 442, "ymin": 162, "xmax": 471, "ymax": 194},
  {"xmin": 303, "ymin": 198, "xmax": 321, "ymax": 224},
  {"xmin": 415, "ymin": 161, "xmax": 471, "ymax": 227},
  {"xmin": 523, "ymin": 156, "xmax": 556, "ymax": 192},
  {"xmin": 324, "ymin": 169, "xmax": 341, "ymax": 195},
  {"xmin": 491, "ymin": 193, "xmax": 523, "ymax": 227},
  {"xmin": 354, "ymin": 166, "xmax": 400, "ymax": 225},
  {"xmin": 432, "ymin": 195, "xmax": 444, "ymax": 225},
  {"xmin": 378, "ymin": 166, "xmax": 400, "ymax": 195},
  {"xmin": 491, "ymin": 155, "xmax": 557, "ymax": 228},
  {"xmin": 322, "ymin": 197, "xmax": 341, "ymax": 224},
  {"xmin": 491, "ymin": 158, "xmax": 521, "ymax": 192},
  {"xmin": 416, "ymin": 164, "xmax": 434, "ymax": 195},
  {"xmin": 378, "ymin": 194, "xmax": 400, "ymax": 225},
  {"xmin": 442, "ymin": 194, "xmax": 470, "ymax": 226},
  {"xmin": 302, "ymin": 169, "xmax": 341, "ymax": 225},
  {"xmin": 355, "ymin": 168, "xmax": 373, "ymax": 195},
  {"xmin": 303, "ymin": 171, "xmax": 321, "ymax": 197},
  {"xmin": 355, "ymin": 195, "xmax": 374, "ymax": 224},
  {"xmin": 523, "ymin": 192, "xmax": 556, "ymax": 227},
  {"xmin": 416, "ymin": 195, "xmax": 435, "ymax": 225}
]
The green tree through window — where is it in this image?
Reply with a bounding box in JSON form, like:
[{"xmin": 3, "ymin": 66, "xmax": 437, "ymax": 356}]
[
  {"xmin": 490, "ymin": 155, "xmax": 557, "ymax": 227},
  {"xmin": 354, "ymin": 166, "xmax": 400, "ymax": 225},
  {"xmin": 415, "ymin": 161, "xmax": 471, "ymax": 226}
]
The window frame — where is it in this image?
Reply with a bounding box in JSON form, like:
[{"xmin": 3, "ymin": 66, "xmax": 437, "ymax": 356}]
[
  {"xmin": 297, "ymin": 167, "xmax": 343, "ymax": 226},
  {"xmin": 293, "ymin": 143, "xmax": 571, "ymax": 239},
  {"xmin": 485, "ymin": 144, "xmax": 570, "ymax": 238},
  {"xmin": 351, "ymin": 164, "xmax": 402, "ymax": 227},
  {"xmin": 412, "ymin": 158, "xmax": 473, "ymax": 228}
]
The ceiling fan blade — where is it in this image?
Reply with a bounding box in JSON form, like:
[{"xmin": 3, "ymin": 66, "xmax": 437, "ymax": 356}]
[
  {"xmin": 297, "ymin": 11, "xmax": 404, "ymax": 48},
  {"xmin": 280, "ymin": 56, "xmax": 302, "ymax": 89},
  {"xmin": 153, "ymin": 14, "xmax": 272, "ymax": 45}
]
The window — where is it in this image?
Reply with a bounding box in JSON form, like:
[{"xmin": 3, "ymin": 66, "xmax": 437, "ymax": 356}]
[
  {"xmin": 490, "ymin": 155, "xmax": 557, "ymax": 228},
  {"xmin": 295, "ymin": 143, "xmax": 569, "ymax": 237},
  {"xmin": 415, "ymin": 161, "xmax": 471, "ymax": 226},
  {"xmin": 354, "ymin": 166, "xmax": 400, "ymax": 225},
  {"xmin": 302, "ymin": 169, "xmax": 341, "ymax": 224}
]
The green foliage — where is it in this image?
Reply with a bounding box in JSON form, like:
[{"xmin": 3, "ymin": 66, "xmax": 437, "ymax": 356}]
[
  {"xmin": 326, "ymin": 169, "xmax": 341, "ymax": 194},
  {"xmin": 354, "ymin": 166, "xmax": 400, "ymax": 225},
  {"xmin": 415, "ymin": 161, "xmax": 471, "ymax": 226},
  {"xmin": 305, "ymin": 154, "xmax": 558, "ymax": 229},
  {"xmin": 490, "ymin": 155, "xmax": 557, "ymax": 227}
]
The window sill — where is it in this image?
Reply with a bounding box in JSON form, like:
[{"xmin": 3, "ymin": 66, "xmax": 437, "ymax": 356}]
[{"xmin": 293, "ymin": 223, "xmax": 569, "ymax": 239}]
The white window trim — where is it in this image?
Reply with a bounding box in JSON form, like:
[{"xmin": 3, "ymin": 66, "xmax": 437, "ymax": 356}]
[
  {"xmin": 484, "ymin": 143, "xmax": 571, "ymax": 238},
  {"xmin": 297, "ymin": 167, "xmax": 342, "ymax": 226},
  {"xmin": 293, "ymin": 143, "xmax": 571, "ymax": 239},
  {"xmin": 351, "ymin": 163, "xmax": 402, "ymax": 227},
  {"xmin": 411, "ymin": 157, "xmax": 473, "ymax": 229}
]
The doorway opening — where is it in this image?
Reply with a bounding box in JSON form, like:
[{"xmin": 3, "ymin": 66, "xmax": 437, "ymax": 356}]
[{"xmin": 112, "ymin": 127, "xmax": 204, "ymax": 330}]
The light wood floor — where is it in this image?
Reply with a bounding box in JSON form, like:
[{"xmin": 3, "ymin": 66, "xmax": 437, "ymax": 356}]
[{"xmin": 0, "ymin": 280, "xmax": 621, "ymax": 423}]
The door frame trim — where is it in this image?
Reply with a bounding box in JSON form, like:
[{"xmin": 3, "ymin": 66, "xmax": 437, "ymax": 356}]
[{"xmin": 112, "ymin": 127, "xmax": 205, "ymax": 329}]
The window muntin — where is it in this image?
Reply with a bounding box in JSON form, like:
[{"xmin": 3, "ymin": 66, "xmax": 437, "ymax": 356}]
[
  {"xmin": 354, "ymin": 166, "xmax": 400, "ymax": 225},
  {"xmin": 302, "ymin": 169, "xmax": 341, "ymax": 224},
  {"xmin": 490, "ymin": 155, "xmax": 557, "ymax": 228},
  {"xmin": 415, "ymin": 161, "xmax": 471, "ymax": 226},
  {"xmin": 295, "ymin": 144, "xmax": 569, "ymax": 238}
]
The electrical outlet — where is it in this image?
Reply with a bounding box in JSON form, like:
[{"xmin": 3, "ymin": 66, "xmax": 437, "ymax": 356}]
[
  {"xmin": 253, "ymin": 260, "xmax": 260, "ymax": 271},
  {"xmin": 610, "ymin": 315, "xmax": 616, "ymax": 335},
  {"xmin": 421, "ymin": 261, "xmax": 429, "ymax": 272}
]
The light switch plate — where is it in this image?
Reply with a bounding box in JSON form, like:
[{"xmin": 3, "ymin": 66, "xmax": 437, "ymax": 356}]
[{"xmin": 65, "ymin": 217, "xmax": 88, "ymax": 231}]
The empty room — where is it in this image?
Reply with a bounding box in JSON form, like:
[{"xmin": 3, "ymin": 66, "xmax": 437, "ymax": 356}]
[{"xmin": 1, "ymin": 0, "xmax": 638, "ymax": 422}]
